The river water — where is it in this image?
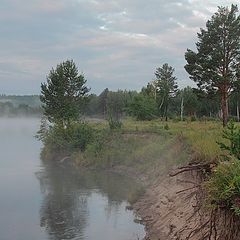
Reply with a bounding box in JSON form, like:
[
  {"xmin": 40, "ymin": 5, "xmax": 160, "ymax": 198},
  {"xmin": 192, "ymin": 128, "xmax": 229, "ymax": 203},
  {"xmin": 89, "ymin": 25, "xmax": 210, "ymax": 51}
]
[{"xmin": 0, "ymin": 118, "xmax": 145, "ymax": 240}]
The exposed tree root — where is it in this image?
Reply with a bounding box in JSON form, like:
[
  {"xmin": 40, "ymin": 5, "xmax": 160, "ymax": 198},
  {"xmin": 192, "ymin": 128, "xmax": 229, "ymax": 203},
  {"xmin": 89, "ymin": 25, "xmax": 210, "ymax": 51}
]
[
  {"xmin": 171, "ymin": 162, "xmax": 240, "ymax": 240},
  {"xmin": 169, "ymin": 162, "xmax": 214, "ymax": 177}
]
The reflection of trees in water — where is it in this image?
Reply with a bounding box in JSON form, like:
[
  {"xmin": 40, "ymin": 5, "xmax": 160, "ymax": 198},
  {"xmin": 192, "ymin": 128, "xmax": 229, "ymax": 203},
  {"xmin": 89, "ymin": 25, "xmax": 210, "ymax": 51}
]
[
  {"xmin": 37, "ymin": 164, "xmax": 89, "ymax": 240},
  {"xmin": 36, "ymin": 163, "xmax": 140, "ymax": 240}
]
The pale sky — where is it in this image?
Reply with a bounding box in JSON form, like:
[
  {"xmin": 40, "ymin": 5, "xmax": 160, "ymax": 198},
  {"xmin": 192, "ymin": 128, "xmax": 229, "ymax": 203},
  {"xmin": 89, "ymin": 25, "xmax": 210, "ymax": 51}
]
[{"xmin": 0, "ymin": 0, "xmax": 238, "ymax": 95}]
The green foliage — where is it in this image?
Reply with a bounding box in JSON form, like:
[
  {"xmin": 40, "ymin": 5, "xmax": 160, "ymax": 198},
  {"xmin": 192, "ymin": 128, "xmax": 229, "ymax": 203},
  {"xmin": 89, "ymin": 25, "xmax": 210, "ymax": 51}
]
[
  {"xmin": 0, "ymin": 95, "xmax": 41, "ymax": 107},
  {"xmin": 106, "ymin": 91, "xmax": 125, "ymax": 127},
  {"xmin": 98, "ymin": 88, "xmax": 109, "ymax": 117},
  {"xmin": 107, "ymin": 114, "xmax": 122, "ymax": 130},
  {"xmin": 85, "ymin": 130, "xmax": 109, "ymax": 157},
  {"xmin": 85, "ymin": 89, "xmax": 137, "ymax": 118},
  {"xmin": 36, "ymin": 117, "xmax": 49, "ymax": 141},
  {"xmin": 181, "ymin": 87, "xmax": 199, "ymax": 116},
  {"xmin": 205, "ymin": 160, "xmax": 240, "ymax": 212},
  {"xmin": 127, "ymin": 94, "xmax": 158, "ymax": 120},
  {"xmin": 154, "ymin": 63, "xmax": 178, "ymax": 120},
  {"xmin": 41, "ymin": 122, "xmax": 94, "ymax": 160},
  {"xmin": 231, "ymin": 204, "xmax": 240, "ymax": 216},
  {"xmin": 185, "ymin": 5, "xmax": 240, "ymax": 126},
  {"xmin": 164, "ymin": 123, "xmax": 169, "ymax": 130},
  {"xmin": 40, "ymin": 60, "xmax": 89, "ymax": 125},
  {"xmin": 217, "ymin": 120, "xmax": 240, "ymax": 159},
  {"xmin": 0, "ymin": 97, "xmax": 42, "ymax": 117}
]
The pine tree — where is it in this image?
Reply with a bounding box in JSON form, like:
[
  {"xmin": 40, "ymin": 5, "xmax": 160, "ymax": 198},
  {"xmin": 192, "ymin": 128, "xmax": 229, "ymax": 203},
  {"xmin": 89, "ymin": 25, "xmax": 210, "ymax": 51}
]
[
  {"xmin": 154, "ymin": 63, "xmax": 178, "ymax": 121},
  {"xmin": 40, "ymin": 60, "xmax": 89, "ymax": 126},
  {"xmin": 185, "ymin": 5, "xmax": 240, "ymax": 126}
]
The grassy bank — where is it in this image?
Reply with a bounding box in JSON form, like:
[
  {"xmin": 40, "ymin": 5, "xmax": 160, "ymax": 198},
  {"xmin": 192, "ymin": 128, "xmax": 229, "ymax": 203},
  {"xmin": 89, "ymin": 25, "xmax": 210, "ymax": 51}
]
[
  {"xmin": 41, "ymin": 118, "xmax": 226, "ymax": 180},
  {"xmin": 123, "ymin": 119, "xmax": 227, "ymax": 161},
  {"xmin": 41, "ymin": 119, "xmax": 240, "ymax": 218},
  {"xmin": 74, "ymin": 131, "xmax": 188, "ymax": 178}
]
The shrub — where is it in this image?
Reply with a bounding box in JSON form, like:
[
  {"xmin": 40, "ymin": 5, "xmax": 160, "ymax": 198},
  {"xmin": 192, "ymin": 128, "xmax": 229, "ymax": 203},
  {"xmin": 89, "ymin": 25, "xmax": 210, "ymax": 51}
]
[
  {"xmin": 190, "ymin": 115, "xmax": 197, "ymax": 122},
  {"xmin": 217, "ymin": 120, "xmax": 240, "ymax": 160},
  {"xmin": 68, "ymin": 123, "xmax": 94, "ymax": 151},
  {"xmin": 42, "ymin": 122, "xmax": 94, "ymax": 160},
  {"xmin": 205, "ymin": 160, "xmax": 240, "ymax": 214},
  {"xmin": 107, "ymin": 115, "xmax": 122, "ymax": 130},
  {"xmin": 164, "ymin": 123, "xmax": 169, "ymax": 130}
]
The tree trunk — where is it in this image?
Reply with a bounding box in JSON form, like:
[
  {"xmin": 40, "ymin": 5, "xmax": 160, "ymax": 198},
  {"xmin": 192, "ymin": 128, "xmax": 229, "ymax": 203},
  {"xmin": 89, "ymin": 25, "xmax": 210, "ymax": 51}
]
[
  {"xmin": 165, "ymin": 102, "xmax": 168, "ymax": 121},
  {"xmin": 237, "ymin": 101, "xmax": 239, "ymax": 122},
  {"xmin": 221, "ymin": 92, "xmax": 228, "ymax": 127},
  {"xmin": 181, "ymin": 97, "xmax": 184, "ymax": 121}
]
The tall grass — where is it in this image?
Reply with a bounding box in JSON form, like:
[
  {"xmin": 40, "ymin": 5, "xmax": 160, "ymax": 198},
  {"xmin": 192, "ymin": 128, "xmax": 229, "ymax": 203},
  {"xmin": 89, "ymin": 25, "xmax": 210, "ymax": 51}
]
[{"xmin": 121, "ymin": 119, "xmax": 224, "ymax": 162}]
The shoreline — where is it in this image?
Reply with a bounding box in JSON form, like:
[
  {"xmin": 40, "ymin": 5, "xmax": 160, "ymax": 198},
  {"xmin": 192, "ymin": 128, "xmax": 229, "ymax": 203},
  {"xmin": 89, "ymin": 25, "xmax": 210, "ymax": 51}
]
[
  {"xmin": 110, "ymin": 163, "xmax": 206, "ymax": 240},
  {"xmin": 132, "ymin": 172, "xmax": 204, "ymax": 240},
  {"xmin": 46, "ymin": 128, "xmax": 211, "ymax": 240}
]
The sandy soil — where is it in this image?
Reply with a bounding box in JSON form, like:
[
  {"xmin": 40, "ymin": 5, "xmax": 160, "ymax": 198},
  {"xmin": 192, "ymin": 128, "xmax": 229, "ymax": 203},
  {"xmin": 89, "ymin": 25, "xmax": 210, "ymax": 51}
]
[{"xmin": 133, "ymin": 172, "xmax": 210, "ymax": 240}]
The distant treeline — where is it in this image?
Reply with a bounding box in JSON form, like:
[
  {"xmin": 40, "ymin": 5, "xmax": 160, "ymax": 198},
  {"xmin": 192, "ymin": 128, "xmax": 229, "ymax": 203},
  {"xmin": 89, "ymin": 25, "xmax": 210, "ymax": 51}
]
[
  {"xmin": 85, "ymin": 87, "xmax": 240, "ymax": 121},
  {"xmin": 1, "ymin": 87, "xmax": 239, "ymax": 120},
  {"xmin": 0, "ymin": 95, "xmax": 42, "ymax": 117}
]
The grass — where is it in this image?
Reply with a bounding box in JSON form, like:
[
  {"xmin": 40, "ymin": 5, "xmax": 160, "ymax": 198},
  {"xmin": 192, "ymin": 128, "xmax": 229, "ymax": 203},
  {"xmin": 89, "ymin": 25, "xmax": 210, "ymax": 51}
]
[
  {"xmin": 74, "ymin": 118, "xmax": 199, "ymax": 180},
  {"xmin": 169, "ymin": 121, "xmax": 224, "ymax": 161},
  {"xmin": 43, "ymin": 118, "xmax": 228, "ymax": 177},
  {"xmin": 121, "ymin": 118, "xmax": 226, "ymax": 162},
  {"xmin": 205, "ymin": 160, "xmax": 240, "ymax": 213}
]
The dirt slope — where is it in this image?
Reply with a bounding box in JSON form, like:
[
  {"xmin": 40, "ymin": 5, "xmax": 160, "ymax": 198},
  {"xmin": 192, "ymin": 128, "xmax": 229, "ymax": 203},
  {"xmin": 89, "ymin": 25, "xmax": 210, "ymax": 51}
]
[{"xmin": 134, "ymin": 172, "xmax": 210, "ymax": 240}]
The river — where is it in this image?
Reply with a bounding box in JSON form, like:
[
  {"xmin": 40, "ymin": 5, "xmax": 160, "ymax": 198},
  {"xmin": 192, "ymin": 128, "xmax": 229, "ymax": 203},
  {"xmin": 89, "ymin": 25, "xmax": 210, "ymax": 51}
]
[{"xmin": 0, "ymin": 118, "xmax": 145, "ymax": 240}]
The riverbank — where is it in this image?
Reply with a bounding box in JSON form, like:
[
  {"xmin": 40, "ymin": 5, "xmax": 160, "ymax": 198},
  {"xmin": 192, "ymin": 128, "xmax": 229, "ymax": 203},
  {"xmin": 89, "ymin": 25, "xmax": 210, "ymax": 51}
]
[
  {"xmin": 107, "ymin": 120, "xmax": 224, "ymax": 239},
  {"xmin": 41, "ymin": 119, "xmax": 227, "ymax": 239},
  {"xmin": 105, "ymin": 131, "xmax": 209, "ymax": 240},
  {"xmin": 133, "ymin": 168, "xmax": 207, "ymax": 239}
]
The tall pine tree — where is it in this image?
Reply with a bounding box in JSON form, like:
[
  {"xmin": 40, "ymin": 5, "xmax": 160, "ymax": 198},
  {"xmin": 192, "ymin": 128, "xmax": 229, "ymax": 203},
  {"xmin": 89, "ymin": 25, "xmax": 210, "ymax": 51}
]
[{"xmin": 185, "ymin": 5, "xmax": 240, "ymax": 126}]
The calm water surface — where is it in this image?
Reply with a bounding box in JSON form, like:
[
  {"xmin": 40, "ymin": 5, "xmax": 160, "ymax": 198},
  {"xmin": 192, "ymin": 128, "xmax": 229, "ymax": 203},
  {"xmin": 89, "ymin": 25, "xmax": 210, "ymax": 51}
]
[{"xmin": 0, "ymin": 118, "xmax": 145, "ymax": 240}]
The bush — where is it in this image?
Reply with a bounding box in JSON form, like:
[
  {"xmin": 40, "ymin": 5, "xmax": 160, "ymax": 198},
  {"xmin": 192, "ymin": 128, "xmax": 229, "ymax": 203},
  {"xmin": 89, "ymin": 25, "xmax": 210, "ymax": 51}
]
[
  {"xmin": 42, "ymin": 122, "xmax": 94, "ymax": 160},
  {"xmin": 107, "ymin": 115, "xmax": 122, "ymax": 130},
  {"xmin": 69, "ymin": 123, "xmax": 94, "ymax": 151},
  {"xmin": 217, "ymin": 120, "xmax": 240, "ymax": 160},
  {"xmin": 164, "ymin": 123, "xmax": 169, "ymax": 130},
  {"xmin": 85, "ymin": 129, "xmax": 110, "ymax": 157},
  {"xmin": 205, "ymin": 160, "xmax": 240, "ymax": 215},
  {"xmin": 190, "ymin": 115, "xmax": 197, "ymax": 121}
]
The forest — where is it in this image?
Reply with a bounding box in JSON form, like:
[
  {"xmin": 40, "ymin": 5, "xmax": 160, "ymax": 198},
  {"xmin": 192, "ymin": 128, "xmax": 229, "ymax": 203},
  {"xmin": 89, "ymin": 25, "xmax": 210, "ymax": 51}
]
[{"xmin": 0, "ymin": 95, "xmax": 42, "ymax": 117}]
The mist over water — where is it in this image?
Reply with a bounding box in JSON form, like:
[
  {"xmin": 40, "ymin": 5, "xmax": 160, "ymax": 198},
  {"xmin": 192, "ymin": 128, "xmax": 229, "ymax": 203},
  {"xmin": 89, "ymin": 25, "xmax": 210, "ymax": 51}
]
[{"xmin": 0, "ymin": 118, "xmax": 145, "ymax": 240}]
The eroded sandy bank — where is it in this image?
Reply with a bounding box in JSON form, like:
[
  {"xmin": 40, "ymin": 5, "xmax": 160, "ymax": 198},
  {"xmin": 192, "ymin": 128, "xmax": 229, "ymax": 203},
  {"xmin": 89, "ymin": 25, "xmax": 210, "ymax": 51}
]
[{"xmin": 133, "ymin": 171, "xmax": 210, "ymax": 240}]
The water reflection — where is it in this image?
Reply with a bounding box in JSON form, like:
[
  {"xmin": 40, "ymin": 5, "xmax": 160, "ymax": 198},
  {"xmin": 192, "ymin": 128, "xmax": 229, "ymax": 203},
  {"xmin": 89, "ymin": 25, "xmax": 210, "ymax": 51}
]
[
  {"xmin": 0, "ymin": 118, "xmax": 144, "ymax": 240},
  {"xmin": 37, "ymin": 163, "xmax": 145, "ymax": 240}
]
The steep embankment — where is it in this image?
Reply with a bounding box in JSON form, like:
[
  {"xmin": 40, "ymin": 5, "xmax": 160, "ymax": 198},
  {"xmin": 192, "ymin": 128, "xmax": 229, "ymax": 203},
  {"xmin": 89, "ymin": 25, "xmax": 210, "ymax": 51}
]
[
  {"xmin": 126, "ymin": 133, "xmax": 211, "ymax": 240},
  {"xmin": 129, "ymin": 129, "xmax": 239, "ymax": 240},
  {"xmin": 134, "ymin": 171, "xmax": 208, "ymax": 240}
]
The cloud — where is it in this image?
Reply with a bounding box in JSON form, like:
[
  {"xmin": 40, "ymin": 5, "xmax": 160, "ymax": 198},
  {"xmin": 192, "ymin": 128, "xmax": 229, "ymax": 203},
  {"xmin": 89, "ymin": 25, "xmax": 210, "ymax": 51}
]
[{"xmin": 0, "ymin": 0, "xmax": 237, "ymax": 94}]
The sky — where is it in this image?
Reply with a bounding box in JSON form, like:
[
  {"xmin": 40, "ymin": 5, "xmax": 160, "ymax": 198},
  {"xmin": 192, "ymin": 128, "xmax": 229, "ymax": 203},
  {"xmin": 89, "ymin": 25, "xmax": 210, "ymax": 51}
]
[{"xmin": 0, "ymin": 0, "xmax": 238, "ymax": 95}]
